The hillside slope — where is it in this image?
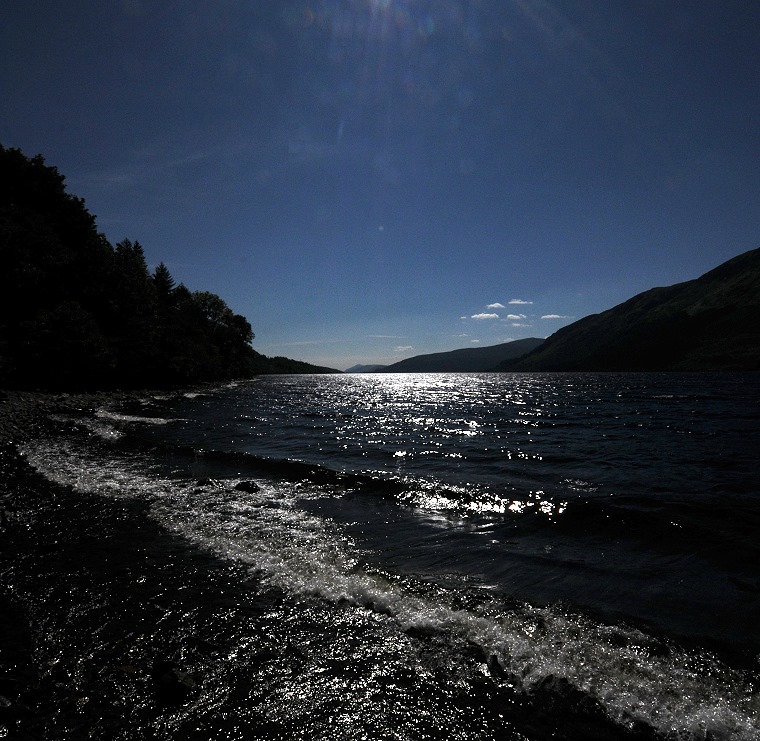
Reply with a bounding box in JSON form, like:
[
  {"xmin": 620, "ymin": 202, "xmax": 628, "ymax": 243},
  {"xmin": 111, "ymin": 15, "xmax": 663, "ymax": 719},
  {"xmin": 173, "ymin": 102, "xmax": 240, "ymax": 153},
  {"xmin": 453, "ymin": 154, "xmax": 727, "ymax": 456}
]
[
  {"xmin": 502, "ymin": 248, "xmax": 760, "ymax": 371},
  {"xmin": 383, "ymin": 338, "xmax": 544, "ymax": 373}
]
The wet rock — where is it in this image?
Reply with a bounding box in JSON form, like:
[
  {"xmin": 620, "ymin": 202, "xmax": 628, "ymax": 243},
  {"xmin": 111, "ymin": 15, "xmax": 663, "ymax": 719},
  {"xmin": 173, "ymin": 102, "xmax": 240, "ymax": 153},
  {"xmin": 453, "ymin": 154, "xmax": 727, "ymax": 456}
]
[
  {"xmin": 152, "ymin": 661, "xmax": 197, "ymax": 707},
  {"xmin": 234, "ymin": 480, "xmax": 260, "ymax": 493},
  {"xmin": 529, "ymin": 674, "xmax": 608, "ymax": 724},
  {"xmin": 195, "ymin": 478, "xmax": 220, "ymax": 487},
  {"xmin": 403, "ymin": 624, "xmax": 437, "ymax": 639},
  {"xmin": 532, "ymin": 674, "xmax": 587, "ymax": 704},
  {"xmin": 520, "ymin": 674, "xmax": 651, "ymax": 741},
  {"xmin": 487, "ymin": 654, "xmax": 508, "ymax": 680}
]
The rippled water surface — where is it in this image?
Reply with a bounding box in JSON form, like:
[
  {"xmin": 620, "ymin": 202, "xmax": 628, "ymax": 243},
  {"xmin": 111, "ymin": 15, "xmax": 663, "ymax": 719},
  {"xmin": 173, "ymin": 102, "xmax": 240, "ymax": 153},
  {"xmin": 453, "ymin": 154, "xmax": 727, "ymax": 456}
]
[{"xmin": 20, "ymin": 372, "xmax": 760, "ymax": 740}]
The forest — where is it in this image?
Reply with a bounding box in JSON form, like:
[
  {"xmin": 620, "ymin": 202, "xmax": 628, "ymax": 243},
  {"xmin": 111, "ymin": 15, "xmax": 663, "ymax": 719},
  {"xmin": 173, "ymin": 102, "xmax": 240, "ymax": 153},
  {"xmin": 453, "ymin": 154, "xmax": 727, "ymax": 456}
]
[{"xmin": 0, "ymin": 145, "xmax": 333, "ymax": 389}]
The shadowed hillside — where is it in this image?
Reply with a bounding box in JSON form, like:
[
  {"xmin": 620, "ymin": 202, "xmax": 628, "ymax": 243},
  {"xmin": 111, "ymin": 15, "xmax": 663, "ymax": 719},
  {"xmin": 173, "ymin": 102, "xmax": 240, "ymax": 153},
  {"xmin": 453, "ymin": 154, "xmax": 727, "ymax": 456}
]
[
  {"xmin": 345, "ymin": 364, "xmax": 388, "ymax": 373},
  {"xmin": 500, "ymin": 248, "xmax": 760, "ymax": 372},
  {"xmin": 382, "ymin": 338, "xmax": 544, "ymax": 373}
]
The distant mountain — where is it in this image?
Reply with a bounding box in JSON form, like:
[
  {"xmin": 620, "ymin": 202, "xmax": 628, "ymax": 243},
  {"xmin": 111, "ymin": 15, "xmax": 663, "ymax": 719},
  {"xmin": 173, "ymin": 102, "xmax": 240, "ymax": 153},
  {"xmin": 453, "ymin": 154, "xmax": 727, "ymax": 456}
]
[
  {"xmin": 250, "ymin": 354, "xmax": 342, "ymax": 374},
  {"xmin": 500, "ymin": 247, "xmax": 760, "ymax": 372},
  {"xmin": 381, "ymin": 338, "xmax": 544, "ymax": 373},
  {"xmin": 345, "ymin": 364, "xmax": 389, "ymax": 373}
]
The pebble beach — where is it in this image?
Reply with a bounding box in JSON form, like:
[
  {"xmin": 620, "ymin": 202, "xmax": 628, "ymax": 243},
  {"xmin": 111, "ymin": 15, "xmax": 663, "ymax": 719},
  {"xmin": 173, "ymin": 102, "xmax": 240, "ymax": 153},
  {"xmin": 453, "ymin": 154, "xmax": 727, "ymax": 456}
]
[{"xmin": 0, "ymin": 388, "xmax": 285, "ymax": 740}]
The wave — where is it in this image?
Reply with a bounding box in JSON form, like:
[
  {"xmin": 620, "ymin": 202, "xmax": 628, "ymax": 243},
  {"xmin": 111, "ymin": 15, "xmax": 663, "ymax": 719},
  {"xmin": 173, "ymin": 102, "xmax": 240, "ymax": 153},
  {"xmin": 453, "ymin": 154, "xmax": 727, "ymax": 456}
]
[
  {"xmin": 114, "ymin": 437, "xmax": 760, "ymax": 578},
  {"xmin": 94, "ymin": 409, "xmax": 179, "ymax": 425},
  {"xmin": 47, "ymin": 405, "xmax": 760, "ymax": 590},
  {"xmin": 19, "ymin": 427, "xmax": 760, "ymax": 740}
]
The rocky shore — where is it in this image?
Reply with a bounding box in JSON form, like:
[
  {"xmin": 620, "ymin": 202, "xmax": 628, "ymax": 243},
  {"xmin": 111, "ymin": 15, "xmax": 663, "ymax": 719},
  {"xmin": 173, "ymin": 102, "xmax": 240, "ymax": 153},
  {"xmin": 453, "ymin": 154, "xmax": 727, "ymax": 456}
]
[
  {"xmin": 0, "ymin": 390, "xmax": 159, "ymax": 738},
  {"xmin": 0, "ymin": 389, "xmax": 135, "ymax": 445},
  {"xmin": 0, "ymin": 387, "xmax": 286, "ymax": 740}
]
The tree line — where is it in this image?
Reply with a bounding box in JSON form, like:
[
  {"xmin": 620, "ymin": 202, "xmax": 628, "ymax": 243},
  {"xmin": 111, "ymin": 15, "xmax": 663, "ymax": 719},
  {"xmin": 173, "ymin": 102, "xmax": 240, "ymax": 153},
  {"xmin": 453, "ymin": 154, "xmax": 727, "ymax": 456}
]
[{"xmin": 0, "ymin": 145, "xmax": 331, "ymax": 389}]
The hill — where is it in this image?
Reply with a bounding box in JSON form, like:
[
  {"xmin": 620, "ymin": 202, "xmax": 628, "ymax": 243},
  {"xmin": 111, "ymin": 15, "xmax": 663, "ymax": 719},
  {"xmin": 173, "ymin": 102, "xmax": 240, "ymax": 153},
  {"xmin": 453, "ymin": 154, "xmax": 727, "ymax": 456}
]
[
  {"xmin": 253, "ymin": 355, "xmax": 340, "ymax": 374},
  {"xmin": 501, "ymin": 248, "xmax": 760, "ymax": 372},
  {"xmin": 345, "ymin": 364, "xmax": 388, "ymax": 373},
  {"xmin": 381, "ymin": 338, "xmax": 544, "ymax": 373}
]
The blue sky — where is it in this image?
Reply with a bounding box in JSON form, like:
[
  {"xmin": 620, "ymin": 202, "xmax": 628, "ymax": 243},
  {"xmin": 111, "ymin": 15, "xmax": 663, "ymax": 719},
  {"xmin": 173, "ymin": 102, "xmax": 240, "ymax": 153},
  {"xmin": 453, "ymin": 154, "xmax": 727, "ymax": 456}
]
[{"xmin": 2, "ymin": 1, "xmax": 759, "ymax": 370}]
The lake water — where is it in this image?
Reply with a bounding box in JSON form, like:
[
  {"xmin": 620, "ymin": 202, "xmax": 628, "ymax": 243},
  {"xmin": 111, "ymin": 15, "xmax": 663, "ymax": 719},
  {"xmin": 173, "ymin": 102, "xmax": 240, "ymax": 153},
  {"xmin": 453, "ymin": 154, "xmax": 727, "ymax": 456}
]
[{"xmin": 21, "ymin": 372, "xmax": 760, "ymax": 739}]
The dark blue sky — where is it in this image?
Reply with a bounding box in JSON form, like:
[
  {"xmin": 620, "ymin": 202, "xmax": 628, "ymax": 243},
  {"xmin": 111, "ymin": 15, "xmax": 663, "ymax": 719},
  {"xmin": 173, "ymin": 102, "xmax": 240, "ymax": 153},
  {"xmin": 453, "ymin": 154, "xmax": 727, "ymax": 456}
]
[{"xmin": 3, "ymin": 1, "xmax": 759, "ymax": 369}]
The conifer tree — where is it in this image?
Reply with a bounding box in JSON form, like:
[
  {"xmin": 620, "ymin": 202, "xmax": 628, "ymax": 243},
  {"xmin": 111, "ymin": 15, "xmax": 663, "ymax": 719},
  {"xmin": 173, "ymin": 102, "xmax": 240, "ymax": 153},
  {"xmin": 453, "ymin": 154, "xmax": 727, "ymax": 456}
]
[
  {"xmin": 153, "ymin": 262, "xmax": 176, "ymax": 300},
  {"xmin": 0, "ymin": 144, "xmax": 296, "ymax": 387}
]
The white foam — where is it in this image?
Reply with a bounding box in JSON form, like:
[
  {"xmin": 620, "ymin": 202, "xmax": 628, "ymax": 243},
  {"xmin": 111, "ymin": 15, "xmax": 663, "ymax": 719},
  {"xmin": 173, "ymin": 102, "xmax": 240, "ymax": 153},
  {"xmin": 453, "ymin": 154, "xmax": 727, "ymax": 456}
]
[
  {"xmin": 49, "ymin": 414, "xmax": 124, "ymax": 442},
  {"xmin": 95, "ymin": 409, "xmax": 177, "ymax": 425},
  {"xmin": 20, "ymin": 435, "xmax": 760, "ymax": 740}
]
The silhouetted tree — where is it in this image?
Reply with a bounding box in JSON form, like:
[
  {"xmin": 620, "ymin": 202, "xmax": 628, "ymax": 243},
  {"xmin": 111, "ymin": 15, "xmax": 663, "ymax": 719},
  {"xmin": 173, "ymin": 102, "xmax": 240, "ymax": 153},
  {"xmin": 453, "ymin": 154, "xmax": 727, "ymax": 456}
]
[
  {"xmin": 153, "ymin": 262, "xmax": 176, "ymax": 301},
  {"xmin": 0, "ymin": 144, "xmax": 333, "ymax": 387},
  {"xmin": 22, "ymin": 301, "xmax": 114, "ymax": 386},
  {"xmin": 188, "ymin": 291, "xmax": 256, "ymax": 378},
  {"xmin": 0, "ymin": 144, "xmax": 113, "ymax": 385},
  {"xmin": 106, "ymin": 239, "xmax": 158, "ymax": 382}
]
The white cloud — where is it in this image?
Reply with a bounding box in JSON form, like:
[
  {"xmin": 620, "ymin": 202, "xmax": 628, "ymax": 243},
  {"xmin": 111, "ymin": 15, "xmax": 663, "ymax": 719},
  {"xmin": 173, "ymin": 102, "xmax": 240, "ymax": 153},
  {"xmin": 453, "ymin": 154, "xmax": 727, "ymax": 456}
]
[
  {"xmin": 394, "ymin": 345, "xmax": 413, "ymax": 353},
  {"xmin": 471, "ymin": 312, "xmax": 500, "ymax": 320},
  {"xmin": 511, "ymin": 323, "xmax": 531, "ymax": 327},
  {"xmin": 541, "ymin": 314, "xmax": 571, "ymax": 320},
  {"xmin": 506, "ymin": 313, "xmax": 526, "ymax": 320},
  {"xmin": 471, "ymin": 339, "xmax": 481, "ymax": 343},
  {"xmin": 509, "ymin": 299, "xmax": 533, "ymax": 305},
  {"xmin": 487, "ymin": 302, "xmax": 506, "ymax": 309}
]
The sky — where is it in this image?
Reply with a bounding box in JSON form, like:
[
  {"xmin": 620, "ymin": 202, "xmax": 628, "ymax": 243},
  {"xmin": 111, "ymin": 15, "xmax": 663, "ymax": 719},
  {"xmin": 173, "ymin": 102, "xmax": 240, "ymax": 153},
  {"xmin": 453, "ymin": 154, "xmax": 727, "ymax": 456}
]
[{"xmin": 2, "ymin": 1, "xmax": 759, "ymax": 370}]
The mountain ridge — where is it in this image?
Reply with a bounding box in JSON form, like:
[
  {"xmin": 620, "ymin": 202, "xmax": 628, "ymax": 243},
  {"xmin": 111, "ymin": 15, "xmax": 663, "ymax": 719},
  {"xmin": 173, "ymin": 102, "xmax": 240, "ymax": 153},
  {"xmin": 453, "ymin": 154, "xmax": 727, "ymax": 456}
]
[
  {"xmin": 500, "ymin": 247, "xmax": 760, "ymax": 372},
  {"xmin": 380, "ymin": 338, "xmax": 545, "ymax": 373},
  {"xmin": 345, "ymin": 364, "xmax": 388, "ymax": 373}
]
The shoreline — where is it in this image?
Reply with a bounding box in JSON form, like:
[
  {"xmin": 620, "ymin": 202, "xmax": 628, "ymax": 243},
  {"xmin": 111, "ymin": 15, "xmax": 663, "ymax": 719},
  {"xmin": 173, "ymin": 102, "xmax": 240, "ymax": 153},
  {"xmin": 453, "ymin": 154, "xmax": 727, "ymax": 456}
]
[
  {"xmin": 0, "ymin": 384, "xmax": 278, "ymax": 739},
  {"xmin": 1, "ymin": 384, "xmax": 752, "ymax": 740},
  {"xmin": 0, "ymin": 380, "xmax": 254, "ymax": 445},
  {"xmin": 0, "ymin": 388, "xmax": 150, "ymax": 446},
  {"xmin": 0, "ymin": 390, "xmax": 158, "ymax": 737}
]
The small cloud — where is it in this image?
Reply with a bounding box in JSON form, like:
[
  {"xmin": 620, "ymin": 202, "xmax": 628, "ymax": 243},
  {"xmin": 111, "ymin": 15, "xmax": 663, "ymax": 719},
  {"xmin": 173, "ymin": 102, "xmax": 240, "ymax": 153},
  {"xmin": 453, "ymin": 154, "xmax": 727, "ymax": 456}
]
[
  {"xmin": 511, "ymin": 323, "xmax": 531, "ymax": 327},
  {"xmin": 509, "ymin": 299, "xmax": 533, "ymax": 305},
  {"xmin": 471, "ymin": 339, "xmax": 481, "ymax": 343},
  {"xmin": 368, "ymin": 334, "xmax": 406, "ymax": 339},
  {"xmin": 394, "ymin": 345, "xmax": 413, "ymax": 353},
  {"xmin": 471, "ymin": 312, "xmax": 500, "ymax": 320},
  {"xmin": 506, "ymin": 313, "xmax": 526, "ymax": 320},
  {"xmin": 541, "ymin": 314, "xmax": 571, "ymax": 320},
  {"xmin": 487, "ymin": 302, "xmax": 506, "ymax": 310}
]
